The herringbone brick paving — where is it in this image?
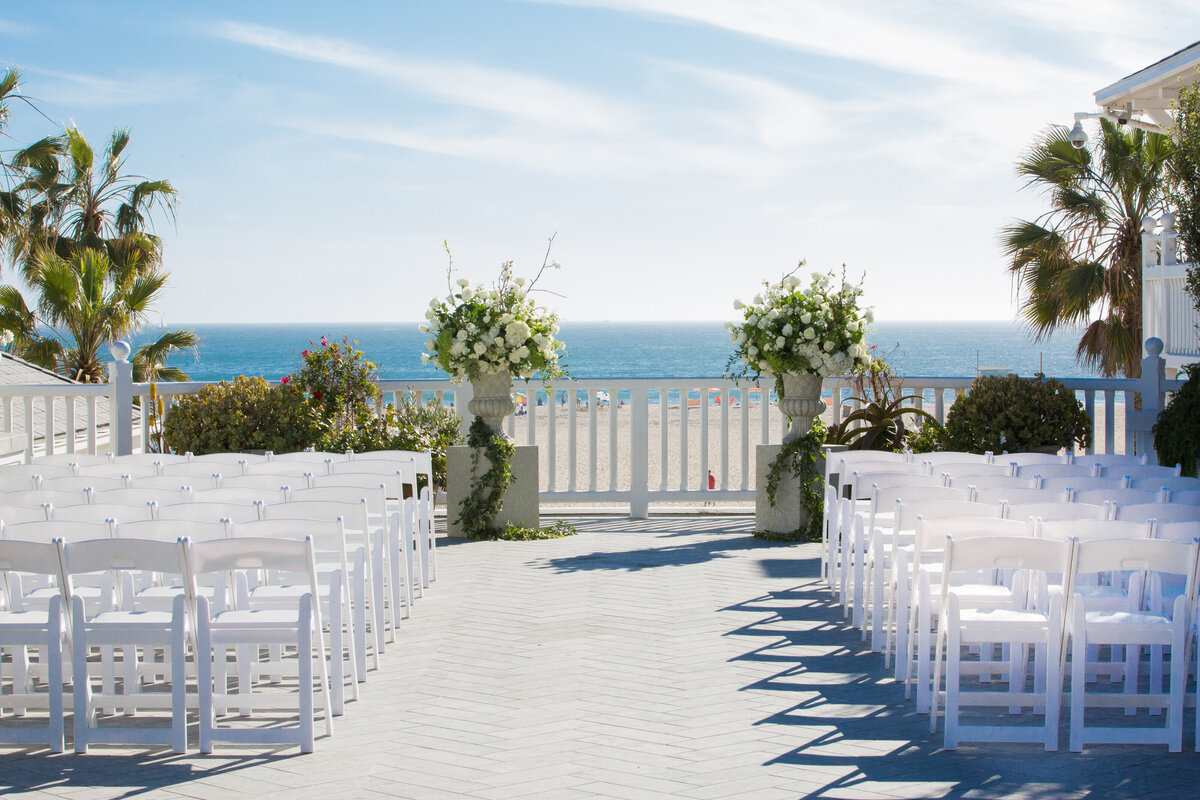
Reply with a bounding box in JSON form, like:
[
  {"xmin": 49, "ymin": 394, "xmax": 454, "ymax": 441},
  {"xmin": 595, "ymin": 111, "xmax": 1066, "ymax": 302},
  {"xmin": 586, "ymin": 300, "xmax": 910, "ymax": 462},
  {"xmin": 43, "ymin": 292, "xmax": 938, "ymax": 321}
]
[{"xmin": 1, "ymin": 515, "xmax": 1196, "ymax": 798}]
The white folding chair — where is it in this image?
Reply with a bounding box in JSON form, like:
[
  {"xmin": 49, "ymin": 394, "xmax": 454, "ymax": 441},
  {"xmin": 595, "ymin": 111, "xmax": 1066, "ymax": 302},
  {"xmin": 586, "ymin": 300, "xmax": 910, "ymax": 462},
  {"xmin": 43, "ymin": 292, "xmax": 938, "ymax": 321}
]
[
  {"xmin": 935, "ymin": 463, "xmax": 1014, "ymax": 481},
  {"xmin": 160, "ymin": 462, "xmax": 226, "ymax": 488},
  {"xmin": 95, "ymin": 487, "xmax": 189, "ymax": 507},
  {"xmin": 1004, "ymin": 452, "xmax": 1071, "ymax": 468},
  {"xmin": 191, "ymin": 487, "xmax": 284, "ymax": 506},
  {"xmin": 1075, "ymin": 488, "xmax": 1167, "ymax": 508},
  {"xmin": 0, "ymin": 539, "xmax": 68, "ymax": 752},
  {"xmin": 0, "ymin": 465, "xmax": 75, "ymax": 483},
  {"xmin": 221, "ymin": 474, "xmax": 306, "ymax": 495},
  {"xmin": 1004, "ymin": 501, "xmax": 1106, "ymax": 523},
  {"xmin": 34, "ymin": 453, "xmax": 111, "ymax": 468},
  {"xmin": 50, "ymin": 503, "xmax": 154, "ymax": 524},
  {"xmin": 241, "ymin": 463, "xmax": 318, "ymax": 483},
  {"xmin": 1130, "ymin": 476, "xmax": 1200, "ymax": 493},
  {"xmin": 0, "ymin": 505, "xmax": 51, "ymax": 524},
  {"xmin": 270, "ymin": 450, "xmax": 348, "ymax": 468},
  {"xmin": 156, "ymin": 501, "xmax": 262, "ymax": 524},
  {"xmin": 233, "ymin": 519, "xmax": 359, "ymax": 715},
  {"xmin": 187, "ymin": 536, "xmax": 333, "ymax": 753},
  {"xmin": 63, "ymin": 537, "xmax": 190, "ymax": 754},
  {"xmin": 134, "ymin": 475, "xmax": 201, "ymax": 492},
  {"xmin": 1041, "ymin": 476, "xmax": 1125, "ymax": 497},
  {"xmin": 920, "ymin": 452, "xmax": 993, "ymax": 466},
  {"xmin": 945, "ymin": 475, "xmax": 1039, "ymax": 494},
  {"xmin": 1, "ymin": 490, "xmax": 89, "ymax": 509},
  {"xmin": 74, "ymin": 463, "xmax": 162, "ymax": 481},
  {"xmin": 1066, "ymin": 537, "xmax": 1199, "ymax": 752},
  {"xmin": 1115, "ymin": 503, "xmax": 1200, "ymax": 524},
  {"xmin": 1018, "ymin": 463, "xmax": 1098, "ymax": 481},
  {"xmin": 261, "ymin": 499, "xmax": 381, "ymax": 673},
  {"xmin": 974, "ymin": 486, "xmax": 1070, "ymax": 505},
  {"xmin": 887, "ymin": 499, "xmax": 1002, "ymax": 672},
  {"xmin": 41, "ymin": 476, "xmax": 128, "ymax": 494},
  {"xmin": 932, "ymin": 535, "xmax": 1073, "ymax": 750},
  {"xmin": 0, "ymin": 476, "xmax": 39, "ymax": 493},
  {"xmin": 906, "ymin": 516, "xmax": 1031, "ymax": 712},
  {"xmin": 1074, "ymin": 453, "xmax": 1149, "ymax": 469},
  {"xmin": 1099, "ymin": 464, "xmax": 1181, "ymax": 481},
  {"xmin": 1170, "ymin": 489, "xmax": 1200, "ymax": 506},
  {"xmin": 114, "ymin": 453, "xmax": 185, "ymax": 467}
]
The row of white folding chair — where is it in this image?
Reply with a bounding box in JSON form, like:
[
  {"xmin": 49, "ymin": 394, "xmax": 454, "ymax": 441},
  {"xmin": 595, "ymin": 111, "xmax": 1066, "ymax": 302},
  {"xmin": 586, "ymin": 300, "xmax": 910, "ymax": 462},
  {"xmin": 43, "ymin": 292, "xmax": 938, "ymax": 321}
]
[
  {"xmin": 931, "ymin": 534, "xmax": 1200, "ymax": 752},
  {"xmin": 1, "ymin": 517, "xmax": 351, "ymax": 731},
  {"xmin": 0, "ymin": 535, "xmax": 332, "ymax": 753}
]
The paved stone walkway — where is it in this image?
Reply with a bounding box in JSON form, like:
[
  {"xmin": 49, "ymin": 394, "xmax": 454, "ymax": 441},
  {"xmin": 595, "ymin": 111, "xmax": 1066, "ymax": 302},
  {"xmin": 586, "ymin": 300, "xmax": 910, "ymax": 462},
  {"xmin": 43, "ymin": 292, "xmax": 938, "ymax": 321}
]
[{"xmin": 2, "ymin": 516, "xmax": 1197, "ymax": 799}]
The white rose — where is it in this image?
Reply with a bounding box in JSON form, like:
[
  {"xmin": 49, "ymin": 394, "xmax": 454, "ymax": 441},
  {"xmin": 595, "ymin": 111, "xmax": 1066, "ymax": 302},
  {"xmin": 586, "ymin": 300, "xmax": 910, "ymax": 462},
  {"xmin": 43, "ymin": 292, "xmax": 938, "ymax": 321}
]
[
  {"xmin": 514, "ymin": 276, "xmax": 527, "ymax": 287},
  {"xmin": 456, "ymin": 330, "xmax": 467, "ymax": 341},
  {"xmin": 776, "ymin": 336, "xmax": 786, "ymax": 349},
  {"xmin": 757, "ymin": 317, "xmax": 769, "ymax": 329},
  {"xmin": 748, "ymin": 345, "xmax": 758, "ymax": 355},
  {"xmin": 424, "ymin": 309, "xmax": 434, "ymax": 320},
  {"xmin": 494, "ymin": 336, "xmax": 505, "ymax": 347},
  {"xmin": 456, "ymin": 277, "xmax": 469, "ymax": 288},
  {"xmin": 425, "ymin": 338, "xmax": 436, "ymax": 350},
  {"xmin": 747, "ymin": 314, "xmax": 758, "ymax": 326},
  {"xmin": 753, "ymin": 294, "xmax": 764, "ymax": 305},
  {"xmin": 804, "ymin": 327, "xmax": 815, "ymax": 340},
  {"xmin": 847, "ymin": 320, "xmax": 858, "ymax": 332},
  {"xmin": 733, "ymin": 299, "xmax": 745, "ymax": 310},
  {"xmin": 782, "ymin": 323, "xmax": 793, "ymax": 336},
  {"xmin": 473, "ymin": 342, "xmax": 487, "ymax": 355},
  {"xmin": 509, "ymin": 351, "xmax": 521, "ymax": 363},
  {"xmin": 420, "ymin": 353, "xmax": 431, "ymax": 364},
  {"xmin": 800, "ymin": 312, "xmax": 811, "ymax": 324},
  {"xmin": 429, "ymin": 298, "xmax": 440, "ymax": 308},
  {"xmin": 461, "ymin": 288, "xmax": 474, "ymax": 301},
  {"xmin": 729, "ymin": 331, "xmax": 739, "ymax": 344},
  {"xmin": 824, "ymin": 341, "xmax": 835, "ymax": 352},
  {"xmin": 864, "ymin": 309, "xmax": 875, "ymax": 323},
  {"xmin": 758, "ymin": 360, "xmax": 770, "ymax": 372}
]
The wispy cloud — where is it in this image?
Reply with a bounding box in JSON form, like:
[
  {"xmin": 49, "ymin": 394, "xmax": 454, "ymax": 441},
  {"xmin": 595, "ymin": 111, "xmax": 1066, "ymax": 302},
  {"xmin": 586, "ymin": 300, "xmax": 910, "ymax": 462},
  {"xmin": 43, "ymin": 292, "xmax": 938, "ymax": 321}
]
[
  {"xmin": 23, "ymin": 67, "xmax": 193, "ymax": 107},
  {"xmin": 210, "ymin": 21, "xmax": 634, "ymax": 134},
  {"xmin": 0, "ymin": 18, "xmax": 32, "ymax": 36},
  {"xmin": 520, "ymin": 0, "xmax": 1092, "ymax": 90}
]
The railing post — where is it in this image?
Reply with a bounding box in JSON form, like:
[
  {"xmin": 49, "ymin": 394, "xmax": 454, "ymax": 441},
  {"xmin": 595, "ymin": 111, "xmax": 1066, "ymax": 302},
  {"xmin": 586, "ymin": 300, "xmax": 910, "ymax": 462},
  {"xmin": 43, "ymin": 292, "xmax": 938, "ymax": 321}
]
[
  {"xmin": 1133, "ymin": 338, "xmax": 1167, "ymax": 461},
  {"xmin": 630, "ymin": 386, "xmax": 649, "ymax": 519},
  {"xmin": 1142, "ymin": 215, "xmax": 1159, "ymax": 349},
  {"xmin": 108, "ymin": 341, "xmax": 133, "ymax": 457}
]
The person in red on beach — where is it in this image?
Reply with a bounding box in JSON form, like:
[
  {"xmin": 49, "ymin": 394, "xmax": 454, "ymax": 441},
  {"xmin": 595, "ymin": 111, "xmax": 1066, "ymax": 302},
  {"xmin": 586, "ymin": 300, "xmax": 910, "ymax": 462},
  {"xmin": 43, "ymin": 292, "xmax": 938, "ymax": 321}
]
[{"xmin": 708, "ymin": 470, "xmax": 715, "ymax": 490}]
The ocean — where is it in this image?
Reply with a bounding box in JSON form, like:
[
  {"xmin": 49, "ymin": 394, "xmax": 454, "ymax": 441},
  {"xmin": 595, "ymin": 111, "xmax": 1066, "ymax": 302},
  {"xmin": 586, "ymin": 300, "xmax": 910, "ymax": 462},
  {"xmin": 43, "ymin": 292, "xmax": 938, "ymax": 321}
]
[{"xmin": 135, "ymin": 320, "xmax": 1097, "ymax": 384}]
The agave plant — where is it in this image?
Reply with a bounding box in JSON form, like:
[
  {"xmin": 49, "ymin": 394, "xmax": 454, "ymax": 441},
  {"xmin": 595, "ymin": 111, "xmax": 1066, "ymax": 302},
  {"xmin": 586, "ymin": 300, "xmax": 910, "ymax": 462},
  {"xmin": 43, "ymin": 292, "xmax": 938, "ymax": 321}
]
[{"xmin": 826, "ymin": 394, "xmax": 939, "ymax": 452}]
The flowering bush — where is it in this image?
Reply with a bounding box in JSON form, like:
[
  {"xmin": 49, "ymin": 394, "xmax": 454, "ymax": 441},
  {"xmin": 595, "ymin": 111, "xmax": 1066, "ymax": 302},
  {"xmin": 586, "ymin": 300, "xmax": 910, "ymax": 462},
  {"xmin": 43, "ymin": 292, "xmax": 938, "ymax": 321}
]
[
  {"xmin": 290, "ymin": 335, "xmax": 380, "ymax": 433},
  {"xmin": 421, "ymin": 251, "xmax": 566, "ymax": 382},
  {"xmin": 727, "ymin": 266, "xmax": 872, "ymax": 379}
]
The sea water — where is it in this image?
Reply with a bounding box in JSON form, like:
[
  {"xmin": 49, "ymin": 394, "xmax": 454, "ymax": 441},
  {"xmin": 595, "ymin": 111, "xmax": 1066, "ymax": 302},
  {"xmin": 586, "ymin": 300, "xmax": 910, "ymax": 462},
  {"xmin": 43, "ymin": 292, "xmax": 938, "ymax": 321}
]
[{"xmin": 139, "ymin": 320, "xmax": 1096, "ymax": 383}]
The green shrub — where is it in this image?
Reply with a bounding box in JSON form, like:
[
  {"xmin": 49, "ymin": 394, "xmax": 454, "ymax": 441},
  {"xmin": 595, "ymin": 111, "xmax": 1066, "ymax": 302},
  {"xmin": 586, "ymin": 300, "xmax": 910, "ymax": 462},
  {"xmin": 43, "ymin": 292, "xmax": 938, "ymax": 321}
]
[
  {"xmin": 290, "ymin": 336, "xmax": 380, "ymax": 449},
  {"xmin": 907, "ymin": 420, "xmax": 948, "ymax": 454},
  {"xmin": 1153, "ymin": 362, "xmax": 1200, "ymax": 477},
  {"xmin": 162, "ymin": 376, "xmax": 321, "ymax": 455},
  {"xmin": 942, "ymin": 374, "xmax": 1092, "ymax": 454},
  {"xmin": 384, "ymin": 395, "xmax": 462, "ymax": 491}
]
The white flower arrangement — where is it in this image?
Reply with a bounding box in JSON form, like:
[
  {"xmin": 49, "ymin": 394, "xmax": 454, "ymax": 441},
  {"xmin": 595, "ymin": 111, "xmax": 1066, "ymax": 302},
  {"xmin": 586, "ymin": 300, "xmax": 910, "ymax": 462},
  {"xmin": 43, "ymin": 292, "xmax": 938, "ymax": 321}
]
[
  {"xmin": 421, "ymin": 246, "xmax": 566, "ymax": 382},
  {"xmin": 726, "ymin": 264, "xmax": 872, "ymax": 378}
]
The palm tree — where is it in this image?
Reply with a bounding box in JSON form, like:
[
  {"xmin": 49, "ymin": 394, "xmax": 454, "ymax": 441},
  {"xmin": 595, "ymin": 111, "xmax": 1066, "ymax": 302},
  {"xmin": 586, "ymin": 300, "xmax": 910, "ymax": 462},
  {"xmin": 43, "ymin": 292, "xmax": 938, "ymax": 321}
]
[
  {"xmin": 1000, "ymin": 118, "xmax": 1173, "ymax": 377},
  {"xmin": 10, "ymin": 126, "xmax": 176, "ymax": 281},
  {"xmin": 0, "ymin": 246, "xmax": 196, "ymax": 382}
]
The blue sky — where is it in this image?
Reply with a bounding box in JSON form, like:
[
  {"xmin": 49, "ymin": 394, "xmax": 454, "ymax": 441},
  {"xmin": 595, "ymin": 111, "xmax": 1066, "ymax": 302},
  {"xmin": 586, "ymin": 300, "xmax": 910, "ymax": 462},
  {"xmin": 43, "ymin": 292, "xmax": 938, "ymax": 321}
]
[{"xmin": 1, "ymin": 1, "xmax": 1197, "ymax": 325}]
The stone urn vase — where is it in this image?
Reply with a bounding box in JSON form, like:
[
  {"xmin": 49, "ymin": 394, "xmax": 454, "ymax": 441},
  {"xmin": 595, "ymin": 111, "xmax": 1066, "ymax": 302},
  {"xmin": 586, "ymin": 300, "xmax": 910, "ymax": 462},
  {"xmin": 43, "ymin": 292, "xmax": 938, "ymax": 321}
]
[
  {"xmin": 779, "ymin": 371, "xmax": 825, "ymax": 442},
  {"xmin": 468, "ymin": 370, "xmax": 516, "ymax": 436}
]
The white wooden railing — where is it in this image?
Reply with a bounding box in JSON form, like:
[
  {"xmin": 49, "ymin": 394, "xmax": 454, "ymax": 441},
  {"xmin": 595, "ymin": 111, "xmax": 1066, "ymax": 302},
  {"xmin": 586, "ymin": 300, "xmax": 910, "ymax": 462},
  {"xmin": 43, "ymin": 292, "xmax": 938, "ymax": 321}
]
[
  {"xmin": 1142, "ymin": 213, "xmax": 1200, "ymax": 370},
  {"xmin": 0, "ymin": 341, "xmax": 1185, "ymax": 517}
]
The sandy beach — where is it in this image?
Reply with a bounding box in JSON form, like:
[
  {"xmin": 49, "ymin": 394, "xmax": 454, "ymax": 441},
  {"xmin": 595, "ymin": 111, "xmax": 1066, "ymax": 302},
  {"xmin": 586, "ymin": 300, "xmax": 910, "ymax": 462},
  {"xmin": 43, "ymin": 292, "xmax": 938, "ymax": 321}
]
[{"xmin": 499, "ymin": 400, "xmax": 1127, "ymax": 495}]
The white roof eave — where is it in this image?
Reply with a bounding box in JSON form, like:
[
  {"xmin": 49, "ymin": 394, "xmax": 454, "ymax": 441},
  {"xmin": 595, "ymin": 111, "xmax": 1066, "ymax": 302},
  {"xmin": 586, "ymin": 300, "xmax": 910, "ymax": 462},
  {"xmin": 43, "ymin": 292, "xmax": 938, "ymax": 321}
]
[{"xmin": 1094, "ymin": 42, "xmax": 1200, "ymax": 114}]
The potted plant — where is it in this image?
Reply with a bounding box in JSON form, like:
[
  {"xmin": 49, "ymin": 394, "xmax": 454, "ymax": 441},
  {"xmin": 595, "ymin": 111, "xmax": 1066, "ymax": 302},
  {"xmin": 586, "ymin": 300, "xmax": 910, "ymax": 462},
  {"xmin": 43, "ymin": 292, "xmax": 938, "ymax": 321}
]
[
  {"xmin": 727, "ymin": 263, "xmax": 873, "ymax": 541},
  {"xmin": 1153, "ymin": 362, "xmax": 1200, "ymax": 476},
  {"xmin": 421, "ymin": 250, "xmax": 566, "ymax": 435},
  {"xmin": 727, "ymin": 265, "xmax": 872, "ymax": 440},
  {"xmin": 942, "ymin": 374, "xmax": 1092, "ymax": 455}
]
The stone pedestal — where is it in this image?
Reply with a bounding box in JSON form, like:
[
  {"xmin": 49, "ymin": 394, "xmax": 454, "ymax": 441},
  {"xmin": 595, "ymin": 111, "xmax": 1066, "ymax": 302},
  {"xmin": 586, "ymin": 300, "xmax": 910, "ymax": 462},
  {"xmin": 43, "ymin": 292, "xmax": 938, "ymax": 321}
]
[
  {"xmin": 755, "ymin": 444, "xmax": 827, "ymax": 535},
  {"xmin": 446, "ymin": 445, "xmax": 539, "ymax": 537}
]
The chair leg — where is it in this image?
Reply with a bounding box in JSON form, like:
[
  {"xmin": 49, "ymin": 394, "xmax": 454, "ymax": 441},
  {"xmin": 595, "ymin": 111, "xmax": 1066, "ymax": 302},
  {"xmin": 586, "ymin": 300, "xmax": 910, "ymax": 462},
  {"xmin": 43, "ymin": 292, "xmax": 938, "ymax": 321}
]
[
  {"xmin": 945, "ymin": 623, "xmax": 961, "ymax": 750},
  {"xmin": 72, "ymin": 599, "xmax": 90, "ymax": 755},
  {"xmin": 170, "ymin": 599, "xmax": 187, "ymax": 755},
  {"xmin": 299, "ymin": 601, "xmax": 315, "ymax": 754},
  {"xmin": 1070, "ymin": 621, "xmax": 1086, "ymax": 752},
  {"xmin": 197, "ymin": 618, "xmax": 215, "ymax": 754}
]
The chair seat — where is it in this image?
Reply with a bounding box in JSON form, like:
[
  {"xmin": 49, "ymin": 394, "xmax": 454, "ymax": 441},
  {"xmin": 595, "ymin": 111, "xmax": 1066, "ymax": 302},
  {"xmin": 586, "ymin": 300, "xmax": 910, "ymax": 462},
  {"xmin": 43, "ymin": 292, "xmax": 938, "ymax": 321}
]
[
  {"xmin": 958, "ymin": 607, "xmax": 1049, "ymax": 625},
  {"xmin": 1083, "ymin": 609, "xmax": 1172, "ymax": 626},
  {"xmin": 249, "ymin": 584, "xmax": 317, "ymax": 602},
  {"xmin": 211, "ymin": 608, "xmax": 303, "ymax": 627},
  {"xmin": 87, "ymin": 610, "xmax": 176, "ymax": 626},
  {"xmin": 0, "ymin": 609, "xmax": 53, "ymax": 630}
]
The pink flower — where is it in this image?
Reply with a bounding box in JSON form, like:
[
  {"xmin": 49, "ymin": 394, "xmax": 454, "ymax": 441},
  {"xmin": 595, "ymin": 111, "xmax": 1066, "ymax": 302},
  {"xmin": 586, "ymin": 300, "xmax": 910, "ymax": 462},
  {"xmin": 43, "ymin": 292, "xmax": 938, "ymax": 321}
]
[
  {"xmin": 280, "ymin": 376, "xmax": 290, "ymax": 385},
  {"xmin": 301, "ymin": 350, "xmax": 309, "ymax": 357},
  {"xmin": 313, "ymin": 390, "xmax": 323, "ymax": 400}
]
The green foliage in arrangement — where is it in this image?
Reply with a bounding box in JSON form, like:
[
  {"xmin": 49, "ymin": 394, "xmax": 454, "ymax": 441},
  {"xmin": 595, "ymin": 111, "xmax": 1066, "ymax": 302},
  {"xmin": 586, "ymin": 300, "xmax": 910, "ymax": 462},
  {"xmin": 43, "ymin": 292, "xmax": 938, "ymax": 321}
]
[
  {"xmin": 1153, "ymin": 362, "xmax": 1200, "ymax": 477},
  {"xmin": 826, "ymin": 394, "xmax": 938, "ymax": 452},
  {"xmin": 1168, "ymin": 78, "xmax": 1200, "ymax": 312},
  {"xmin": 457, "ymin": 416, "xmax": 575, "ymax": 540},
  {"xmin": 757, "ymin": 419, "xmax": 826, "ymax": 543},
  {"xmin": 162, "ymin": 376, "xmax": 320, "ymax": 455},
  {"xmin": 942, "ymin": 374, "xmax": 1092, "ymax": 454}
]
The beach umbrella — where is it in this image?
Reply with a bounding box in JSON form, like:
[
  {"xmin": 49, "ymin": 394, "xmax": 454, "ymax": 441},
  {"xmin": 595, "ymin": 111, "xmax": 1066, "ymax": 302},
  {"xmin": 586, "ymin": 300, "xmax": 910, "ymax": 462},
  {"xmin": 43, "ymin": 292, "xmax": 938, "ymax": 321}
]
[{"xmin": 514, "ymin": 391, "xmax": 527, "ymax": 405}]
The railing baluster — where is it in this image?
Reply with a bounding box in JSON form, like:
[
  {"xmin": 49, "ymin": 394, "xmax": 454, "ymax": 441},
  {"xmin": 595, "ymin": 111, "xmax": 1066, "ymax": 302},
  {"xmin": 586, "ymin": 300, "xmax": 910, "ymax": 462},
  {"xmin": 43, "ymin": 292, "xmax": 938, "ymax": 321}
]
[
  {"xmin": 43, "ymin": 395, "xmax": 55, "ymax": 456},
  {"xmin": 1083, "ymin": 391, "xmax": 1095, "ymax": 455},
  {"xmin": 740, "ymin": 390, "xmax": 750, "ymax": 490},
  {"xmin": 23, "ymin": 396, "xmax": 34, "ymax": 463},
  {"xmin": 699, "ymin": 387, "xmax": 710, "ymax": 493},
  {"xmin": 1123, "ymin": 389, "xmax": 1134, "ymax": 455},
  {"xmin": 65, "ymin": 397, "xmax": 76, "ymax": 454},
  {"xmin": 1104, "ymin": 390, "xmax": 1115, "ymax": 454},
  {"xmin": 546, "ymin": 391, "xmax": 556, "ymax": 493},
  {"xmin": 608, "ymin": 389, "xmax": 618, "ymax": 490},
  {"xmin": 630, "ymin": 387, "xmax": 649, "ymax": 517},
  {"xmin": 86, "ymin": 395, "xmax": 97, "ymax": 455},
  {"xmin": 759, "ymin": 382, "xmax": 769, "ymax": 444},
  {"xmin": 659, "ymin": 387, "xmax": 668, "ymax": 492},
  {"xmin": 720, "ymin": 388, "xmax": 730, "ymax": 491},
  {"xmin": 568, "ymin": 389, "xmax": 578, "ymax": 492},
  {"xmin": 526, "ymin": 391, "xmax": 536, "ymax": 447},
  {"xmin": 678, "ymin": 389, "xmax": 689, "ymax": 490},
  {"xmin": 588, "ymin": 390, "xmax": 597, "ymax": 491}
]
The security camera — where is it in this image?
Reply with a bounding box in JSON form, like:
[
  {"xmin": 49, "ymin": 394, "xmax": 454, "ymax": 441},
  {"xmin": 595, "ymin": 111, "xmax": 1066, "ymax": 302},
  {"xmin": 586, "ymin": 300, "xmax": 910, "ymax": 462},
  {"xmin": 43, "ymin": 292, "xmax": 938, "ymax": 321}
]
[
  {"xmin": 1068, "ymin": 121, "xmax": 1088, "ymax": 149},
  {"xmin": 1117, "ymin": 116, "xmax": 1128, "ymax": 125}
]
